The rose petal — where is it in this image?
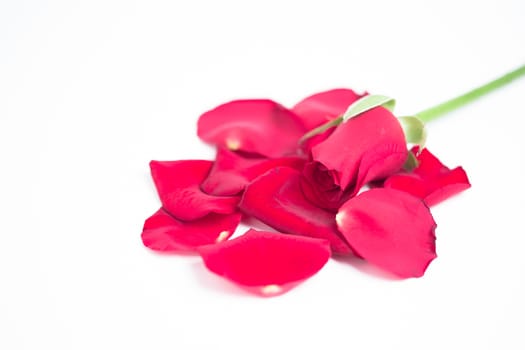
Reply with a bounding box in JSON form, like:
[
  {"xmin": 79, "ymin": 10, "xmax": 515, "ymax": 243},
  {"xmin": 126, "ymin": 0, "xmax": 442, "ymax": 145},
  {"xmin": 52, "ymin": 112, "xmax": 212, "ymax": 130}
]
[
  {"xmin": 412, "ymin": 146, "xmax": 450, "ymax": 177},
  {"xmin": 424, "ymin": 167, "xmax": 470, "ymax": 206},
  {"xmin": 292, "ymin": 88, "xmax": 366, "ymax": 129},
  {"xmin": 311, "ymin": 106, "xmax": 407, "ymax": 195},
  {"xmin": 384, "ymin": 148, "xmax": 471, "ymax": 206},
  {"xmin": 198, "ymin": 229, "xmax": 331, "ymax": 296},
  {"xmin": 239, "ymin": 167, "xmax": 353, "ymax": 255},
  {"xmin": 300, "ymin": 161, "xmax": 352, "ymax": 212},
  {"xmin": 150, "ymin": 160, "xmax": 239, "ymax": 220},
  {"xmin": 141, "ymin": 208, "xmax": 242, "ymax": 252},
  {"xmin": 336, "ymin": 188, "xmax": 437, "ymax": 278},
  {"xmin": 197, "ymin": 99, "xmax": 307, "ymax": 158},
  {"xmin": 293, "ymin": 89, "xmax": 367, "ymax": 152},
  {"xmin": 201, "ymin": 147, "xmax": 306, "ymax": 196}
]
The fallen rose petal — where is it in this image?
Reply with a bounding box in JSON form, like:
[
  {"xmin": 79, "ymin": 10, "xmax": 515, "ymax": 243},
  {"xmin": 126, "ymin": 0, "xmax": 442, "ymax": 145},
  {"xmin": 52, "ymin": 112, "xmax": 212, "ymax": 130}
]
[
  {"xmin": 197, "ymin": 99, "xmax": 307, "ymax": 158},
  {"xmin": 201, "ymin": 147, "xmax": 305, "ymax": 196},
  {"xmin": 292, "ymin": 88, "xmax": 366, "ymax": 130},
  {"xmin": 141, "ymin": 208, "xmax": 242, "ymax": 252},
  {"xmin": 411, "ymin": 146, "xmax": 449, "ymax": 177},
  {"xmin": 424, "ymin": 167, "xmax": 470, "ymax": 206},
  {"xmin": 336, "ymin": 188, "xmax": 437, "ymax": 278},
  {"xmin": 239, "ymin": 167, "xmax": 353, "ymax": 255},
  {"xmin": 384, "ymin": 147, "xmax": 471, "ymax": 206},
  {"xmin": 305, "ymin": 107, "xmax": 407, "ymax": 210},
  {"xmin": 150, "ymin": 160, "xmax": 239, "ymax": 221},
  {"xmin": 198, "ymin": 229, "xmax": 331, "ymax": 296}
]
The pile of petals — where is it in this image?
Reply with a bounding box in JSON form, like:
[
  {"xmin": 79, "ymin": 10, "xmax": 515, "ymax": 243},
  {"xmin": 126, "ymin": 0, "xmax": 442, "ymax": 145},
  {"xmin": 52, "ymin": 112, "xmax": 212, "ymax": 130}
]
[{"xmin": 141, "ymin": 89, "xmax": 471, "ymax": 297}]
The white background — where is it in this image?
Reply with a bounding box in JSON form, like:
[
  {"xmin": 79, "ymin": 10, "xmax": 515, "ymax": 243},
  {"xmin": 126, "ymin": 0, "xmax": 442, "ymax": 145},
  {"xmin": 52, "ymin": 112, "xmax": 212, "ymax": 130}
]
[{"xmin": 1, "ymin": 1, "xmax": 524, "ymax": 349}]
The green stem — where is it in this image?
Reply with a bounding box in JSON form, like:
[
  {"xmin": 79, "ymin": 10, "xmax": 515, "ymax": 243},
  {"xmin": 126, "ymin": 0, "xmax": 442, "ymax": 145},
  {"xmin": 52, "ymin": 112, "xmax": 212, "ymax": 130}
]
[{"xmin": 417, "ymin": 64, "xmax": 525, "ymax": 122}]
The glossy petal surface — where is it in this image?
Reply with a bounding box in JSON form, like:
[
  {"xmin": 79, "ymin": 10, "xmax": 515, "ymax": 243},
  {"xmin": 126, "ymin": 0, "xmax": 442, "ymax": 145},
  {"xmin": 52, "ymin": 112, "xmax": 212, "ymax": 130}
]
[
  {"xmin": 150, "ymin": 160, "xmax": 239, "ymax": 220},
  {"xmin": 197, "ymin": 99, "xmax": 307, "ymax": 157},
  {"xmin": 336, "ymin": 188, "xmax": 437, "ymax": 278},
  {"xmin": 141, "ymin": 208, "xmax": 242, "ymax": 252},
  {"xmin": 198, "ymin": 229, "xmax": 331, "ymax": 296},
  {"xmin": 384, "ymin": 148, "xmax": 471, "ymax": 206},
  {"xmin": 239, "ymin": 167, "xmax": 352, "ymax": 255},
  {"xmin": 201, "ymin": 148, "xmax": 305, "ymax": 196}
]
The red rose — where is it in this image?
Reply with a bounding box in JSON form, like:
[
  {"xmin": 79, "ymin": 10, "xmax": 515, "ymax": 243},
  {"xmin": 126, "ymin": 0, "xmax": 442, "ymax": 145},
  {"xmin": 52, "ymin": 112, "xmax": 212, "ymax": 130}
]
[
  {"xmin": 301, "ymin": 106, "xmax": 408, "ymax": 211},
  {"xmin": 142, "ymin": 87, "xmax": 473, "ymax": 296}
]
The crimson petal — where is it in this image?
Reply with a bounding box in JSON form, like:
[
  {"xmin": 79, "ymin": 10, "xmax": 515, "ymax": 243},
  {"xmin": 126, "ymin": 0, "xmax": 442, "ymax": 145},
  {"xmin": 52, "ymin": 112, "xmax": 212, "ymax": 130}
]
[
  {"xmin": 198, "ymin": 229, "xmax": 331, "ymax": 296},
  {"xmin": 201, "ymin": 147, "xmax": 306, "ymax": 196},
  {"xmin": 293, "ymin": 89, "xmax": 367, "ymax": 152},
  {"xmin": 239, "ymin": 167, "xmax": 353, "ymax": 255},
  {"xmin": 336, "ymin": 188, "xmax": 437, "ymax": 278},
  {"xmin": 300, "ymin": 161, "xmax": 352, "ymax": 212},
  {"xmin": 384, "ymin": 148, "xmax": 471, "ymax": 206},
  {"xmin": 197, "ymin": 99, "xmax": 307, "ymax": 158},
  {"xmin": 141, "ymin": 208, "xmax": 242, "ymax": 252},
  {"xmin": 311, "ymin": 107, "xmax": 407, "ymax": 195},
  {"xmin": 292, "ymin": 88, "xmax": 366, "ymax": 130},
  {"xmin": 150, "ymin": 160, "xmax": 239, "ymax": 221},
  {"xmin": 412, "ymin": 146, "xmax": 450, "ymax": 177}
]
